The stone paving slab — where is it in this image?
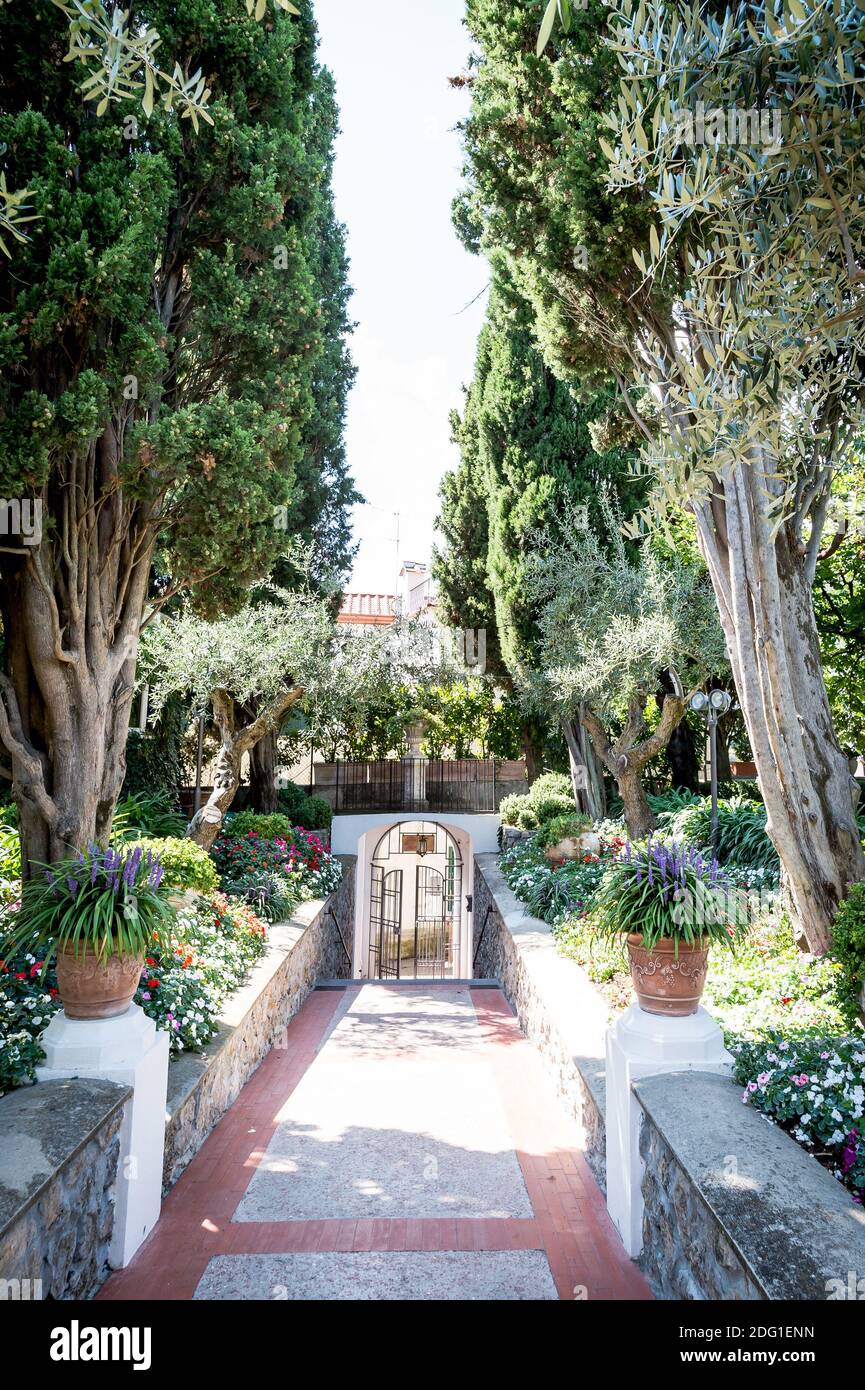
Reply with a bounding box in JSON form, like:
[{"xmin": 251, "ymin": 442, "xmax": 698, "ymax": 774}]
[
  {"xmin": 233, "ymin": 986, "xmax": 533, "ymax": 1221},
  {"xmin": 193, "ymin": 1249, "xmax": 558, "ymax": 1301}
]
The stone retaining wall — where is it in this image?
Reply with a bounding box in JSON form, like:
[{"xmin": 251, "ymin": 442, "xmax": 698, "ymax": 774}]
[
  {"xmin": 0, "ymin": 1078, "xmax": 130, "ymax": 1300},
  {"xmin": 475, "ymin": 852, "xmax": 865, "ymax": 1300},
  {"xmin": 163, "ymin": 859, "xmax": 355, "ymax": 1189},
  {"xmin": 473, "ymin": 854, "xmax": 608, "ymax": 1187},
  {"xmin": 636, "ymin": 1070, "xmax": 865, "ymax": 1300}
]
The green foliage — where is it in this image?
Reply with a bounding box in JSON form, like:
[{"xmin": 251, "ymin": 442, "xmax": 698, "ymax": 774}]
[
  {"xmin": 125, "ymin": 837, "xmax": 218, "ymax": 895},
  {"xmin": 831, "ymin": 883, "xmax": 865, "ymax": 1021},
  {"xmin": 419, "ymin": 680, "xmax": 522, "ymax": 760},
  {"xmin": 123, "ymin": 695, "xmax": 190, "ymax": 802},
  {"xmin": 590, "ymin": 841, "xmax": 743, "ymax": 949},
  {"xmin": 111, "ymin": 792, "xmax": 188, "ymax": 841},
  {"xmin": 537, "ymin": 812, "xmax": 593, "ymax": 848},
  {"xmin": 210, "ymin": 825, "xmax": 341, "ymax": 921},
  {"xmin": 4, "ymin": 845, "xmax": 175, "ymax": 964},
  {"xmin": 435, "ymin": 283, "xmax": 641, "ymax": 691},
  {"xmin": 499, "ymin": 771, "xmax": 575, "ymax": 828},
  {"xmin": 300, "ymin": 795, "xmax": 332, "ymax": 832},
  {"xmin": 136, "ymin": 891, "xmax": 268, "ymax": 1056},
  {"xmin": 664, "ymin": 797, "xmax": 779, "ymax": 877},
  {"xmin": 141, "ymin": 587, "xmax": 335, "ymax": 718},
  {"xmin": 224, "ymin": 811, "xmax": 293, "ymax": 841},
  {"xmin": 526, "ymin": 490, "xmax": 727, "ymax": 721},
  {"xmin": 0, "ymin": 808, "xmax": 21, "ymax": 884}
]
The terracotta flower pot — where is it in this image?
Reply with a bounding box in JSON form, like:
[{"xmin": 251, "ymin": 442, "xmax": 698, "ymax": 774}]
[
  {"xmin": 55, "ymin": 944, "xmax": 144, "ymax": 1020},
  {"xmin": 626, "ymin": 934, "xmax": 710, "ymax": 1017}
]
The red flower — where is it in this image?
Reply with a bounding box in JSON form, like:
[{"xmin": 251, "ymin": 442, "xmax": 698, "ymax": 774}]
[
  {"xmin": 147, "ymin": 978, "xmax": 160, "ymax": 989},
  {"xmin": 15, "ymin": 971, "xmax": 26, "ymax": 980},
  {"xmin": 48, "ymin": 987, "xmax": 59, "ymax": 998},
  {"xmin": 30, "ymin": 962, "xmax": 44, "ymax": 977},
  {"xmin": 146, "ymin": 956, "xmax": 156, "ymax": 966},
  {"xmin": 781, "ymin": 996, "xmax": 792, "ymax": 1005}
]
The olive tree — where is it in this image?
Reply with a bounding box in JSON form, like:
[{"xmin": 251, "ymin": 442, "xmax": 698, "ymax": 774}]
[{"xmin": 526, "ymin": 496, "xmax": 728, "ymax": 838}]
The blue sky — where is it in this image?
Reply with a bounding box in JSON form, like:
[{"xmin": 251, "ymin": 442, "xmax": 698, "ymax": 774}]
[{"xmin": 315, "ymin": 0, "xmax": 488, "ymax": 593}]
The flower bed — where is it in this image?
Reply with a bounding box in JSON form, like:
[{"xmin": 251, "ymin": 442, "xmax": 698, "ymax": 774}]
[
  {"xmin": 210, "ymin": 826, "xmax": 342, "ymax": 921},
  {"xmin": 0, "ymin": 890, "xmax": 269, "ymax": 1091},
  {"xmin": 733, "ymin": 1035, "xmax": 865, "ymax": 1200},
  {"xmin": 500, "ymin": 829, "xmax": 864, "ymax": 1200}
]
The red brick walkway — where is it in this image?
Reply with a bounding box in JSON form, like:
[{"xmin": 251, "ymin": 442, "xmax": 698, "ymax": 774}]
[{"xmin": 99, "ymin": 985, "xmax": 651, "ymax": 1301}]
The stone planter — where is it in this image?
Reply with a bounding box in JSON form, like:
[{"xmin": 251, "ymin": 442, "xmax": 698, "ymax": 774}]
[
  {"xmin": 544, "ymin": 829, "xmax": 601, "ymax": 862},
  {"xmin": 55, "ymin": 944, "xmax": 144, "ymax": 1020},
  {"xmin": 626, "ymin": 935, "xmax": 710, "ymax": 1017}
]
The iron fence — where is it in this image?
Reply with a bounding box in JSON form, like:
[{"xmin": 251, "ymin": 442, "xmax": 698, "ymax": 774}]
[{"xmin": 329, "ymin": 758, "xmax": 498, "ymax": 814}]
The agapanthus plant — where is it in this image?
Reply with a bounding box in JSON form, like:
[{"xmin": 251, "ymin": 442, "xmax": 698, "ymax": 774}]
[
  {"xmin": 590, "ymin": 838, "xmax": 745, "ymax": 951},
  {"xmin": 2, "ymin": 844, "xmax": 175, "ymax": 966}
]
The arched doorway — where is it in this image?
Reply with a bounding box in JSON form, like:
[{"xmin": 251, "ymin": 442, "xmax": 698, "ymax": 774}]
[{"xmin": 367, "ymin": 820, "xmax": 464, "ymax": 980}]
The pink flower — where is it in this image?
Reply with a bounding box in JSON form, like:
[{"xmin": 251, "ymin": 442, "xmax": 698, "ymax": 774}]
[
  {"xmin": 757, "ymin": 1072, "xmax": 770, "ymax": 1088},
  {"xmin": 793, "ymin": 1074, "xmax": 809, "ymax": 1087},
  {"xmin": 747, "ymin": 1080, "xmax": 758, "ymax": 1093}
]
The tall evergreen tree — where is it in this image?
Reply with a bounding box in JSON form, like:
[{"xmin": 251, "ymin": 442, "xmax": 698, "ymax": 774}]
[
  {"xmin": 0, "ymin": 1, "xmax": 353, "ymax": 872},
  {"xmin": 435, "ymin": 278, "xmax": 638, "ymax": 793}
]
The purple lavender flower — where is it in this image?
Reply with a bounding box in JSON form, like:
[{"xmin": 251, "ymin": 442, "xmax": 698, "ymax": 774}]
[{"xmin": 66, "ymin": 877, "xmax": 79, "ymax": 897}]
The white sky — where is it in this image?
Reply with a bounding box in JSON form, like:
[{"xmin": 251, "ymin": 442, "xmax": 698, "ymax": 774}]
[{"xmin": 315, "ymin": 0, "xmax": 488, "ymax": 594}]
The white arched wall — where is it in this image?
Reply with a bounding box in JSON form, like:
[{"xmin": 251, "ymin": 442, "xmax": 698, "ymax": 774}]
[{"xmin": 332, "ymin": 813, "xmax": 500, "ymax": 980}]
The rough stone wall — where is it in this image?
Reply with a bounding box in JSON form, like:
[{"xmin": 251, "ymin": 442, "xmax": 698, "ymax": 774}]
[
  {"xmin": 163, "ymin": 862, "xmax": 355, "ymax": 1189},
  {"xmin": 473, "ymin": 857, "xmax": 607, "ymax": 1187},
  {"xmin": 0, "ymin": 1078, "xmax": 129, "ymax": 1301},
  {"xmin": 639, "ymin": 1109, "xmax": 764, "ymax": 1300}
]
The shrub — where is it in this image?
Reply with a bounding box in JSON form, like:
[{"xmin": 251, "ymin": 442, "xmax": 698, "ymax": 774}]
[
  {"xmin": 499, "ymin": 771, "xmax": 576, "ymax": 830},
  {"xmin": 126, "ymin": 837, "xmax": 218, "ymax": 895},
  {"xmin": 831, "ymin": 882, "xmax": 865, "ymax": 1021},
  {"xmin": 223, "ymin": 811, "xmax": 293, "ymax": 841},
  {"xmin": 277, "ymin": 782, "xmax": 312, "ymax": 820},
  {"xmin": 211, "ymin": 828, "xmax": 342, "ymax": 921},
  {"xmin": 297, "ymin": 795, "xmax": 332, "ymax": 832}
]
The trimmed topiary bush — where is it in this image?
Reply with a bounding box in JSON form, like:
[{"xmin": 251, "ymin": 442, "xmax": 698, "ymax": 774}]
[
  {"xmin": 126, "ymin": 837, "xmax": 218, "ymax": 894},
  {"xmin": 295, "ymin": 795, "xmax": 332, "ymax": 832},
  {"xmin": 500, "ymin": 771, "xmax": 576, "ymax": 830}
]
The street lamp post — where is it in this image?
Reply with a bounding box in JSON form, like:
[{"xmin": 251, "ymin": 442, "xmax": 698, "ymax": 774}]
[{"xmin": 688, "ymin": 688, "xmax": 732, "ymax": 861}]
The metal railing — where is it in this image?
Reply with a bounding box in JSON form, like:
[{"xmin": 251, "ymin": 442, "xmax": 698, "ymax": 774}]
[{"xmin": 328, "ymin": 758, "xmax": 498, "ymax": 814}]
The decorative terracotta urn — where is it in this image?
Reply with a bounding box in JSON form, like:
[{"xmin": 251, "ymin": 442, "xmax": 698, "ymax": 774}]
[
  {"xmin": 55, "ymin": 945, "xmax": 144, "ymax": 1020},
  {"xmin": 626, "ymin": 934, "xmax": 710, "ymax": 1017}
]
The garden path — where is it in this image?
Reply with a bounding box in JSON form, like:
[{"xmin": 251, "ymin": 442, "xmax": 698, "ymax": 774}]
[{"xmin": 99, "ymin": 984, "xmax": 651, "ymax": 1301}]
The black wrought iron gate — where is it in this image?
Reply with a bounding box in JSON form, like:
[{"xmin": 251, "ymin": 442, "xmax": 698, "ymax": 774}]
[
  {"xmin": 414, "ymin": 864, "xmax": 449, "ymax": 978},
  {"xmin": 369, "ymin": 865, "xmax": 403, "ymax": 978}
]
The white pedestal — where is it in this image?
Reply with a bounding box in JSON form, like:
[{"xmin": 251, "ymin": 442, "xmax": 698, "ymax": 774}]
[
  {"xmin": 37, "ymin": 1003, "xmax": 169, "ymax": 1268},
  {"xmin": 605, "ymin": 1002, "xmax": 732, "ymax": 1257}
]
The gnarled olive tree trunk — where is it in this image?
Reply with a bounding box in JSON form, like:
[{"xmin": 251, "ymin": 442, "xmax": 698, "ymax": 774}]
[
  {"xmin": 562, "ymin": 709, "xmax": 606, "ymax": 819},
  {"xmin": 249, "ymin": 727, "xmax": 279, "ymax": 814},
  {"xmin": 694, "ymin": 463, "xmax": 864, "ymax": 954},
  {"xmin": 580, "ymin": 693, "xmax": 686, "ymax": 841},
  {"xmin": 187, "ymin": 686, "xmax": 304, "ymax": 849},
  {"xmin": 0, "ymin": 452, "xmax": 154, "ymax": 878}
]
